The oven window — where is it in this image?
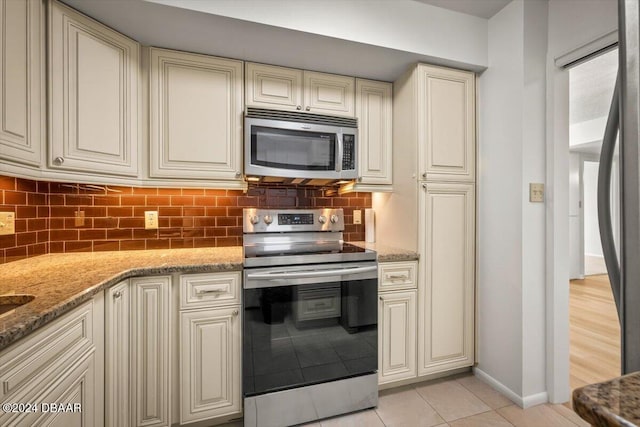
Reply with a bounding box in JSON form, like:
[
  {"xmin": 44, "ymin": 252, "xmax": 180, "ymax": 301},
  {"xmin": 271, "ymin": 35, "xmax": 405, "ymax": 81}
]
[
  {"xmin": 250, "ymin": 126, "xmax": 336, "ymax": 171},
  {"xmin": 243, "ymin": 278, "xmax": 377, "ymax": 397}
]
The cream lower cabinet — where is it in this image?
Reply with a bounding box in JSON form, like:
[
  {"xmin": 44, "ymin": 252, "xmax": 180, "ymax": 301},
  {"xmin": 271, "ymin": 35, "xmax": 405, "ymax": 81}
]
[
  {"xmin": 149, "ymin": 48, "xmax": 243, "ymax": 184},
  {"xmin": 0, "ymin": 0, "xmax": 44, "ymax": 168},
  {"xmin": 0, "ymin": 295, "xmax": 104, "ymax": 427},
  {"xmin": 179, "ymin": 272, "xmax": 242, "ymax": 424},
  {"xmin": 48, "ymin": 0, "xmax": 140, "ymax": 177},
  {"xmin": 105, "ymin": 276, "xmax": 171, "ymax": 427},
  {"xmin": 418, "ymin": 182, "xmax": 475, "ymax": 375},
  {"xmin": 378, "ymin": 262, "xmax": 417, "ymax": 385}
]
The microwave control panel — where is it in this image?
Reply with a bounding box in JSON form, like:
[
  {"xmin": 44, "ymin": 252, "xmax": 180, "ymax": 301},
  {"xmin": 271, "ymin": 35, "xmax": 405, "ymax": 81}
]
[{"xmin": 342, "ymin": 134, "xmax": 356, "ymax": 171}]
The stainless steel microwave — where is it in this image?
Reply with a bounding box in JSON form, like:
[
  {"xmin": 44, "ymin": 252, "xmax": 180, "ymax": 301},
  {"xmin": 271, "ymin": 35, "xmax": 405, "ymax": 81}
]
[{"xmin": 244, "ymin": 108, "xmax": 358, "ymax": 181}]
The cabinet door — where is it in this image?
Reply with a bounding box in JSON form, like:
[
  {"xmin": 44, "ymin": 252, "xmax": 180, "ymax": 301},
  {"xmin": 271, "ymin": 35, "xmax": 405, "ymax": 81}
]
[
  {"xmin": 418, "ymin": 65, "xmax": 475, "ymax": 182},
  {"xmin": 105, "ymin": 281, "xmax": 130, "ymax": 427},
  {"xmin": 0, "ymin": 0, "xmax": 44, "ymax": 167},
  {"xmin": 34, "ymin": 353, "xmax": 97, "ymax": 427},
  {"xmin": 180, "ymin": 306, "xmax": 241, "ymax": 424},
  {"xmin": 303, "ymin": 71, "xmax": 355, "ymax": 117},
  {"xmin": 246, "ymin": 62, "xmax": 303, "ymax": 112},
  {"xmin": 378, "ymin": 290, "xmax": 417, "ymax": 385},
  {"xmin": 149, "ymin": 48, "xmax": 243, "ymax": 181},
  {"xmin": 49, "ymin": 0, "xmax": 139, "ymax": 176},
  {"xmin": 131, "ymin": 276, "xmax": 171, "ymax": 427},
  {"xmin": 418, "ymin": 183, "xmax": 475, "ymax": 375},
  {"xmin": 356, "ymin": 79, "xmax": 392, "ymax": 185}
]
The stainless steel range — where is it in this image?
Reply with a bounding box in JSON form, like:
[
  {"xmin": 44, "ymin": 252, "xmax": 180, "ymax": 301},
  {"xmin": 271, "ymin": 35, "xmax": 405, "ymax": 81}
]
[{"xmin": 242, "ymin": 208, "xmax": 378, "ymax": 427}]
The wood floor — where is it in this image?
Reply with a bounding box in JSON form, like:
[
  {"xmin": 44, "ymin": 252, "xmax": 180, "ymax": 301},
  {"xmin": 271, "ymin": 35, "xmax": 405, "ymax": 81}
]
[{"xmin": 569, "ymin": 274, "xmax": 621, "ymax": 391}]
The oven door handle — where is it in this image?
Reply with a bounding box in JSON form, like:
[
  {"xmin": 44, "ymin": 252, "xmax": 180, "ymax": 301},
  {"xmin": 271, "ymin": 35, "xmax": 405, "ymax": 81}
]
[{"xmin": 246, "ymin": 265, "xmax": 377, "ymax": 280}]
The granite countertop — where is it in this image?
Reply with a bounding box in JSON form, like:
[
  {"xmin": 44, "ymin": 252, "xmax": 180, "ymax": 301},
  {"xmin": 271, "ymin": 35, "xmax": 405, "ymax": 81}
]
[
  {"xmin": 350, "ymin": 241, "xmax": 419, "ymax": 262},
  {"xmin": 573, "ymin": 372, "xmax": 640, "ymax": 427},
  {"xmin": 0, "ymin": 247, "xmax": 243, "ymax": 351},
  {"xmin": 0, "ymin": 242, "xmax": 416, "ymax": 352}
]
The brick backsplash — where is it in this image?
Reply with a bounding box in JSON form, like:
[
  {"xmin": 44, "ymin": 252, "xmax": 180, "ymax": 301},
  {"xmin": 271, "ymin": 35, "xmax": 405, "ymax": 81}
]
[{"xmin": 0, "ymin": 176, "xmax": 371, "ymax": 264}]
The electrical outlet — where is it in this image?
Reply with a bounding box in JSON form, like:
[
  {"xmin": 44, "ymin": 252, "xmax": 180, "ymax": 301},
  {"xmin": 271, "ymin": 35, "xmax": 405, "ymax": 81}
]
[
  {"xmin": 353, "ymin": 210, "xmax": 362, "ymax": 225},
  {"xmin": 74, "ymin": 210, "xmax": 85, "ymax": 227},
  {"xmin": 145, "ymin": 211, "xmax": 159, "ymax": 229},
  {"xmin": 0, "ymin": 212, "xmax": 15, "ymax": 235},
  {"xmin": 530, "ymin": 183, "xmax": 545, "ymax": 202}
]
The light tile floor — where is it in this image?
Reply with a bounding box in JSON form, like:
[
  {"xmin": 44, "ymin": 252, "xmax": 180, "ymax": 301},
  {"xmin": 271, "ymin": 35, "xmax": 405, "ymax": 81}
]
[{"xmin": 219, "ymin": 373, "xmax": 590, "ymax": 427}]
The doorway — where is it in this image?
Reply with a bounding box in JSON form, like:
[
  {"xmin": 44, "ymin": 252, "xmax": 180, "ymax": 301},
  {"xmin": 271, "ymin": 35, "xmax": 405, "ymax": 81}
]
[{"xmin": 567, "ymin": 48, "xmax": 620, "ymax": 391}]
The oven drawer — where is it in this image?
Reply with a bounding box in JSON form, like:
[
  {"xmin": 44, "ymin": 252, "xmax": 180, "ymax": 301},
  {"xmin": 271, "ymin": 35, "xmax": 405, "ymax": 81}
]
[
  {"xmin": 180, "ymin": 272, "xmax": 241, "ymax": 309},
  {"xmin": 379, "ymin": 261, "xmax": 417, "ymax": 291},
  {"xmin": 293, "ymin": 284, "xmax": 341, "ymax": 321}
]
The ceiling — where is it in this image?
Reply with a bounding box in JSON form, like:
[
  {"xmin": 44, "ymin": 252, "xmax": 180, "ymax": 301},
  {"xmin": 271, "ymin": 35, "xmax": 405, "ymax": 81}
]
[{"xmin": 414, "ymin": 0, "xmax": 511, "ymax": 19}]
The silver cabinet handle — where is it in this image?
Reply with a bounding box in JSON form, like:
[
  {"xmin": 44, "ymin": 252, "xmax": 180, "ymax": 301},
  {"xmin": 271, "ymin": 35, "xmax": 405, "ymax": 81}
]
[
  {"xmin": 113, "ymin": 290, "xmax": 122, "ymax": 299},
  {"xmin": 196, "ymin": 288, "xmax": 225, "ymax": 295},
  {"xmin": 357, "ymin": 176, "xmax": 363, "ymax": 182},
  {"xmin": 422, "ymin": 172, "xmax": 427, "ymax": 179},
  {"xmin": 422, "ymin": 184, "xmax": 427, "ymax": 189},
  {"xmin": 296, "ymin": 105, "xmax": 302, "ymax": 110},
  {"xmin": 235, "ymin": 171, "xmax": 242, "ymax": 178},
  {"xmin": 53, "ymin": 156, "xmax": 64, "ymax": 165},
  {"xmin": 387, "ymin": 274, "xmax": 408, "ymax": 280},
  {"xmin": 232, "ymin": 309, "xmax": 239, "ymax": 316},
  {"xmin": 379, "ymin": 296, "xmax": 384, "ymax": 301},
  {"xmin": 305, "ymin": 106, "xmax": 310, "ymax": 111}
]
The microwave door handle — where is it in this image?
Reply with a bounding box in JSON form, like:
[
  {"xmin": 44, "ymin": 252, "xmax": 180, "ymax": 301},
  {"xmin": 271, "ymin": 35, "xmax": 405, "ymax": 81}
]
[
  {"xmin": 336, "ymin": 135, "xmax": 343, "ymax": 172},
  {"xmin": 246, "ymin": 265, "xmax": 376, "ymax": 280}
]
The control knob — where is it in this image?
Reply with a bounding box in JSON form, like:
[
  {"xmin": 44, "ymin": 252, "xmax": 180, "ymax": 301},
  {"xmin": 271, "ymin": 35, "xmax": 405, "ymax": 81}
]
[
  {"xmin": 249, "ymin": 215, "xmax": 260, "ymax": 225},
  {"xmin": 318, "ymin": 215, "xmax": 327, "ymax": 224},
  {"xmin": 263, "ymin": 215, "xmax": 273, "ymax": 225},
  {"xmin": 330, "ymin": 214, "xmax": 339, "ymax": 224}
]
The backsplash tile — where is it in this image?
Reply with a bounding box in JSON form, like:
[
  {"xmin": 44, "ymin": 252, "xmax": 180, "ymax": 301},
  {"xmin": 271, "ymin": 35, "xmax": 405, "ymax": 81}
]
[{"xmin": 0, "ymin": 176, "xmax": 371, "ymax": 264}]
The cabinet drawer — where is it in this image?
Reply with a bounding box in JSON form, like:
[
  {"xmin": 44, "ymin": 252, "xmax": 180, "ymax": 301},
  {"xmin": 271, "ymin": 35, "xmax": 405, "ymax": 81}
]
[
  {"xmin": 379, "ymin": 262, "xmax": 417, "ymax": 291},
  {"xmin": 180, "ymin": 272, "xmax": 241, "ymax": 309},
  {"xmin": 0, "ymin": 299, "xmax": 94, "ymax": 401},
  {"xmin": 293, "ymin": 285, "xmax": 341, "ymax": 321}
]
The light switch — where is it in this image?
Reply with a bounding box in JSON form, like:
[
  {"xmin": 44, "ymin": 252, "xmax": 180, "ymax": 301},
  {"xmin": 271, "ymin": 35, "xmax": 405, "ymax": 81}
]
[
  {"xmin": 145, "ymin": 211, "xmax": 159, "ymax": 229},
  {"xmin": 353, "ymin": 210, "xmax": 362, "ymax": 225},
  {"xmin": 0, "ymin": 212, "xmax": 16, "ymax": 235},
  {"xmin": 530, "ymin": 183, "xmax": 544, "ymax": 203}
]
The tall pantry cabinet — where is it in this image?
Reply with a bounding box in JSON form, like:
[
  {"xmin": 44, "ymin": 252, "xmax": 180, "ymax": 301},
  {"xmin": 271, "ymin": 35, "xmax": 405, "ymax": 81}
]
[{"xmin": 386, "ymin": 63, "xmax": 476, "ymax": 380}]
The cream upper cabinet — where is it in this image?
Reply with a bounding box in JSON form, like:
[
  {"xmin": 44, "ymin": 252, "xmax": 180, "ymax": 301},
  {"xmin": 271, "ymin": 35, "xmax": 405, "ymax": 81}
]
[
  {"xmin": 418, "ymin": 182, "xmax": 475, "ymax": 375},
  {"xmin": 246, "ymin": 62, "xmax": 355, "ymax": 117},
  {"xmin": 245, "ymin": 63, "xmax": 303, "ymax": 111},
  {"xmin": 149, "ymin": 48, "xmax": 243, "ymax": 183},
  {"xmin": 355, "ymin": 79, "xmax": 392, "ymax": 187},
  {"xmin": 303, "ymin": 71, "xmax": 354, "ymax": 117},
  {"xmin": 417, "ymin": 64, "xmax": 475, "ymax": 182},
  {"xmin": 0, "ymin": 0, "xmax": 44, "ymax": 167},
  {"xmin": 48, "ymin": 0, "xmax": 139, "ymax": 177}
]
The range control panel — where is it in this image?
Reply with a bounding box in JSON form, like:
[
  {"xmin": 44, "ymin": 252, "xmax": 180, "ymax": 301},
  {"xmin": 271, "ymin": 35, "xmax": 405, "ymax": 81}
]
[{"xmin": 243, "ymin": 208, "xmax": 344, "ymax": 233}]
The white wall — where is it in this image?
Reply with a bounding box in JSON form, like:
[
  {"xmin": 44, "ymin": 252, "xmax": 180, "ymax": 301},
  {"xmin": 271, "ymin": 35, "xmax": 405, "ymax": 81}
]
[
  {"xmin": 569, "ymin": 153, "xmax": 582, "ymax": 279},
  {"xmin": 146, "ymin": 0, "xmax": 488, "ymax": 69},
  {"xmin": 477, "ymin": 0, "xmax": 525, "ymax": 397},
  {"xmin": 583, "ymin": 160, "xmax": 603, "ymax": 257}
]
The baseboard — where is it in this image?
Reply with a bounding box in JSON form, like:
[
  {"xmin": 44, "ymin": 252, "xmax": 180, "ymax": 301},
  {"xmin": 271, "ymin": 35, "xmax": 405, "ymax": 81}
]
[{"xmin": 472, "ymin": 367, "xmax": 549, "ymax": 409}]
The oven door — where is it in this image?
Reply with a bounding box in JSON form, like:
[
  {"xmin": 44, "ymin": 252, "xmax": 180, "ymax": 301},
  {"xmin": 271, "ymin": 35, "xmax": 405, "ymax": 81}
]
[{"xmin": 242, "ymin": 261, "xmax": 378, "ymax": 397}]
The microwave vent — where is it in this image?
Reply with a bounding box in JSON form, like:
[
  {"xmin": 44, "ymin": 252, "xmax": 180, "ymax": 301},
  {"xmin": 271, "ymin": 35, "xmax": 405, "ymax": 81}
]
[{"xmin": 246, "ymin": 107, "xmax": 357, "ymax": 128}]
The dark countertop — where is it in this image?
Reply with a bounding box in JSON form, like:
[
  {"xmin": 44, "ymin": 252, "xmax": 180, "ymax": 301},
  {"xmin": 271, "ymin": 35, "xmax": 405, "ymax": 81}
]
[
  {"xmin": 0, "ymin": 242, "xmax": 417, "ymax": 352},
  {"xmin": 573, "ymin": 372, "xmax": 640, "ymax": 427}
]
